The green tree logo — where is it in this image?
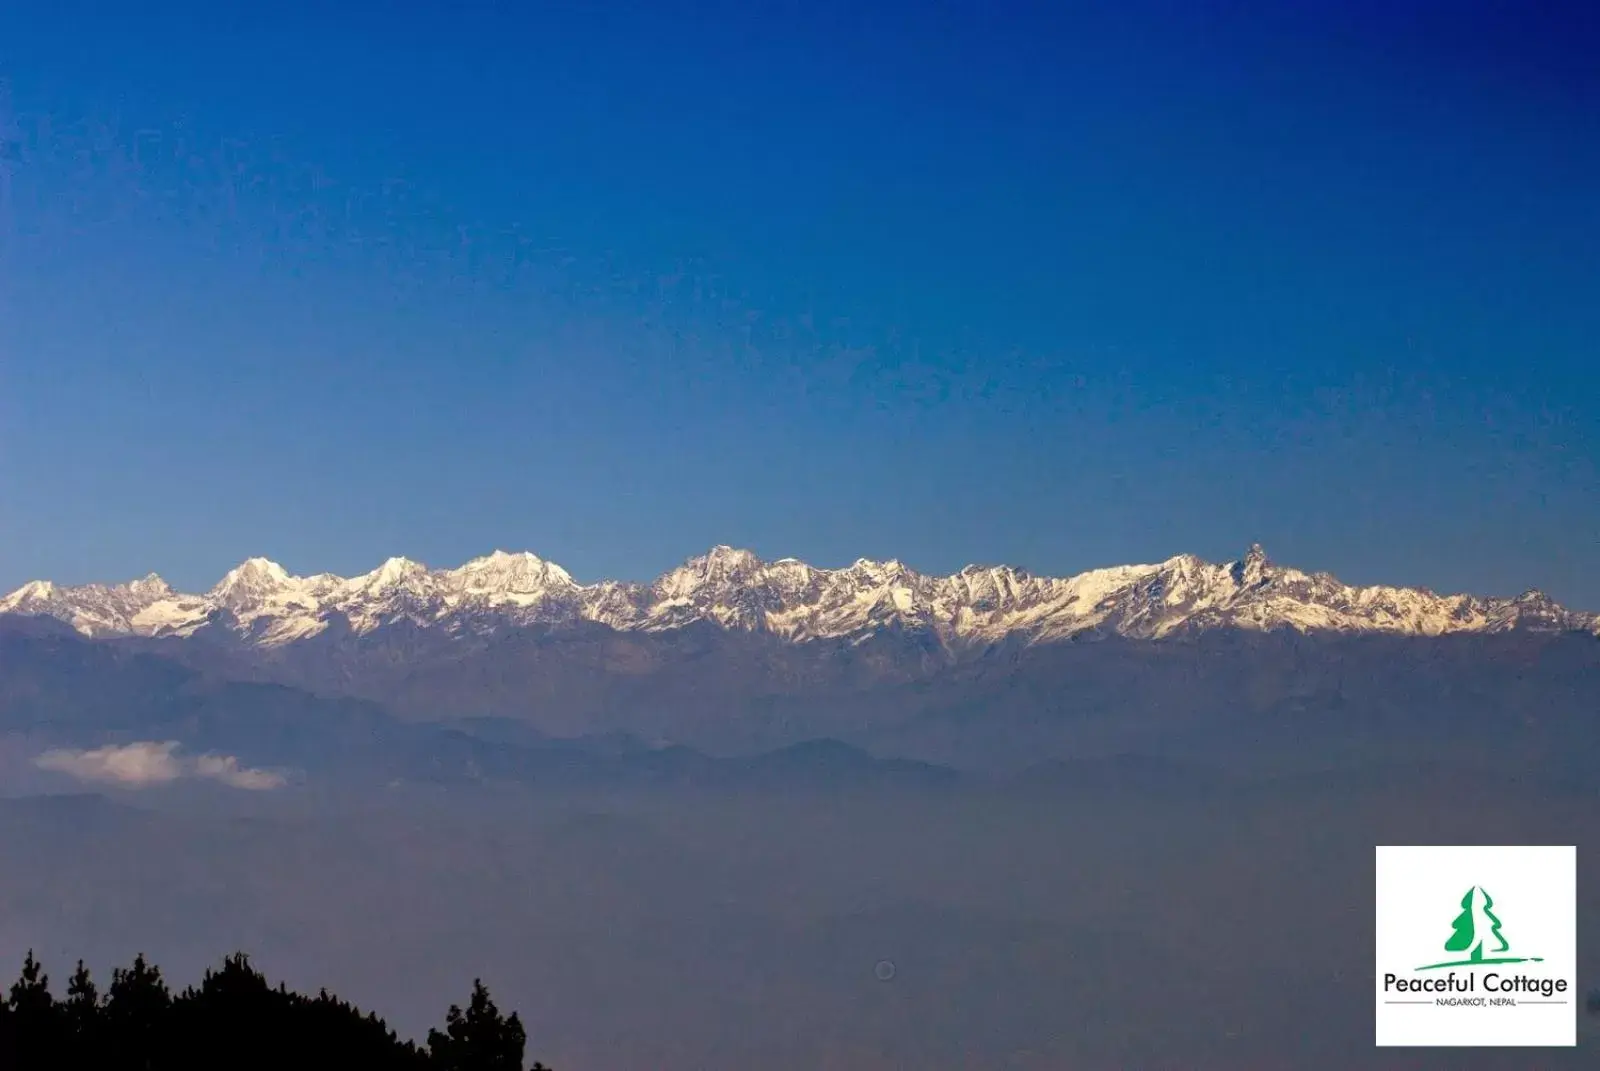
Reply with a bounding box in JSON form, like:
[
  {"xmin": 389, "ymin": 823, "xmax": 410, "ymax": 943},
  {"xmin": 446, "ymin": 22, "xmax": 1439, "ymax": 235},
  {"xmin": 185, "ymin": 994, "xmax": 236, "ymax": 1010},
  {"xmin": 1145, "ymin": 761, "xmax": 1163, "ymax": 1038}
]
[
  {"xmin": 1416, "ymin": 885, "xmax": 1544, "ymax": 971},
  {"xmin": 1444, "ymin": 886, "xmax": 1508, "ymax": 961}
]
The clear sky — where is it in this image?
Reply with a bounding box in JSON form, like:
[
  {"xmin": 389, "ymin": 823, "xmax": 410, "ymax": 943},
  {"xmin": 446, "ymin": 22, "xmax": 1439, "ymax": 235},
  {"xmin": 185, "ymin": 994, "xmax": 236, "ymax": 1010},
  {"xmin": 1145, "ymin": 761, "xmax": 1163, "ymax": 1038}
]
[{"xmin": 1, "ymin": 1, "xmax": 1596, "ymax": 604}]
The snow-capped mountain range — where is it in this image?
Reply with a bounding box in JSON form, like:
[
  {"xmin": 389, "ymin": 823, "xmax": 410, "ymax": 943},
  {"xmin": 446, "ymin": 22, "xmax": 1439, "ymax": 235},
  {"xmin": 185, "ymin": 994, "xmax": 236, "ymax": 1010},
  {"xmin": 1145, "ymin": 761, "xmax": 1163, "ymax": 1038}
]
[{"xmin": 3, "ymin": 545, "xmax": 1595, "ymax": 649}]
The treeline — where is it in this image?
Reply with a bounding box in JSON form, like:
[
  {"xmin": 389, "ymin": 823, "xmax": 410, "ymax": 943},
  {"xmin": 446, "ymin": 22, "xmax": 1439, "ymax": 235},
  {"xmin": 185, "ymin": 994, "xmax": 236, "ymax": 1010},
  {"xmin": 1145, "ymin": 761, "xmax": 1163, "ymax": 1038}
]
[{"xmin": 0, "ymin": 950, "xmax": 549, "ymax": 1070}]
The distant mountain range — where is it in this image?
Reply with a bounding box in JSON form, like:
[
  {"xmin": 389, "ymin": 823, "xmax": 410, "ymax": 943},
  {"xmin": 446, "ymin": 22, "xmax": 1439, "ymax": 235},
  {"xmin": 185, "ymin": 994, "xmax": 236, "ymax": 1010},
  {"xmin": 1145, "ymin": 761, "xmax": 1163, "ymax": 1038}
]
[
  {"xmin": 4, "ymin": 544, "xmax": 1595, "ymax": 649},
  {"xmin": 4, "ymin": 545, "xmax": 1598, "ymax": 778}
]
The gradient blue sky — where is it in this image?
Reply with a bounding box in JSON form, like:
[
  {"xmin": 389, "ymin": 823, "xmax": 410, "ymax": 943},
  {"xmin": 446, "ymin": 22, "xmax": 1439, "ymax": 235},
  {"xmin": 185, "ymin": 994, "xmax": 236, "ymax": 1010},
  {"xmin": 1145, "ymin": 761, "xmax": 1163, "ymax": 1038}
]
[{"xmin": 2, "ymin": 0, "xmax": 1597, "ymax": 603}]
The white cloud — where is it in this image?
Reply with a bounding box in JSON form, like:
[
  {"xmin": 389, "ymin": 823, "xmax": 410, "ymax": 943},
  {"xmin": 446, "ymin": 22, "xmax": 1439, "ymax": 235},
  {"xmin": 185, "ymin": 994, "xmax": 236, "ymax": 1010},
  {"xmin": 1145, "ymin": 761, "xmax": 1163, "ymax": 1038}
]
[
  {"xmin": 35, "ymin": 741, "xmax": 185, "ymax": 787},
  {"xmin": 33, "ymin": 741, "xmax": 286, "ymax": 791},
  {"xmin": 193, "ymin": 753, "xmax": 288, "ymax": 791}
]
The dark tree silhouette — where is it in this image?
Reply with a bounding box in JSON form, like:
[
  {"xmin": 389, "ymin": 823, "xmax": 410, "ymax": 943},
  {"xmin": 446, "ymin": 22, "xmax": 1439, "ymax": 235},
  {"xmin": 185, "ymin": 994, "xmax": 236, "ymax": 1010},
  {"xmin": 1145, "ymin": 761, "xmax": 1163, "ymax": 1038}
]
[
  {"xmin": 8, "ymin": 950, "xmax": 59, "ymax": 1067},
  {"xmin": 8, "ymin": 951, "xmax": 53, "ymax": 1018},
  {"xmin": 0, "ymin": 989, "xmax": 12, "ymax": 1070},
  {"xmin": 64, "ymin": 959, "xmax": 103, "ymax": 1067},
  {"xmin": 105, "ymin": 952, "xmax": 172, "ymax": 1071},
  {"xmin": 64, "ymin": 960, "xmax": 98, "ymax": 1026},
  {"xmin": 427, "ymin": 978, "xmax": 528, "ymax": 1071},
  {"xmin": 1, "ymin": 950, "xmax": 550, "ymax": 1071}
]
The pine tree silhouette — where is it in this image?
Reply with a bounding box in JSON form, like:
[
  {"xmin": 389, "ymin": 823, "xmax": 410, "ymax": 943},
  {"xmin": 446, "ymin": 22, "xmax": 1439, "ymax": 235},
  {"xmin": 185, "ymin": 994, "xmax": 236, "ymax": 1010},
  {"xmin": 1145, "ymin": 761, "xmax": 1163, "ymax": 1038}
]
[
  {"xmin": 427, "ymin": 979, "xmax": 528, "ymax": 1071},
  {"xmin": 106, "ymin": 952, "xmax": 172, "ymax": 1071},
  {"xmin": 0, "ymin": 992, "xmax": 13, "ymax": 1070},
  {"xmin": 8, "ymin": 950, "xmax": 52, "ymax": 1017},
  {"xmin": 8, "ymin": 950, "xmax": 59, "ymax": 1066},
  {"xmin": 0, "ymin": 950, "xmax": 550, "ymax": 1071},
  {"xmin": 64, "ymin": 959, "xmax": 104, "ymax": 1067},
  {"xmin": 64, "ymin": 960, "xmax": 98, "ymax": 1026}
]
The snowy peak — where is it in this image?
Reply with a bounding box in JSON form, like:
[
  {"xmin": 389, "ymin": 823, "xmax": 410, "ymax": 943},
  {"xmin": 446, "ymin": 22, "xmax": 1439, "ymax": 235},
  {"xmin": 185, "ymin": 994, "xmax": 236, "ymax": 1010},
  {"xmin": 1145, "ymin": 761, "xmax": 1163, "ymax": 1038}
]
[
  {"xmin": 7, "ymin": 580, "xmax": 57, "ymax": 604},
  {"xmin": 659, "ymin": 545, "xmax": 767, "ymax": 596},
  {"xmin": 0, "ymin": 571, "xmax": 196, "ymax": 638},
  {"xmin": 705, "ymin": 545, "xmax": 759, "ymax": 567},
  {"xmin": 209, "ymin": 557, "xmax": 295, "ymax": 607},
  {"xmin": 2, "ymin": 544, "xmax": 1595, "ymax": 648},
  {"xmin": 128, "ymin": 573, "xmax": 173, "ymax": 598},
  {"xmin": 447, "ymin": 550, "xmax": 575, "ymax": 594},
  {"xmin": 1232, "ymin": 543, "xmax": 1270, "ymax": 588},
  {"xmin": 353, "ymin": 557, "xmax": 430, "ymax": 593},
  {"xmin": 222, "ymin": 556, "xmax": 290, "ymax": 583}
]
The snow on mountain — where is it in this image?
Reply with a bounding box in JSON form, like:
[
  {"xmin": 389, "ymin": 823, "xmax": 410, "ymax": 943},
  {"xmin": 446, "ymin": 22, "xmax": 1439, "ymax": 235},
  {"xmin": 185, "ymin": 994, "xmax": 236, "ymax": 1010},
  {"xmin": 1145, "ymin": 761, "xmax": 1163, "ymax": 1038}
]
[
  {"xmin": 0, "ymin": 573, "xmax": 188, "ymax": 638},
  {"xmin": 2, "ymin": 544, "xmax": 1595, "ymax": 649}
]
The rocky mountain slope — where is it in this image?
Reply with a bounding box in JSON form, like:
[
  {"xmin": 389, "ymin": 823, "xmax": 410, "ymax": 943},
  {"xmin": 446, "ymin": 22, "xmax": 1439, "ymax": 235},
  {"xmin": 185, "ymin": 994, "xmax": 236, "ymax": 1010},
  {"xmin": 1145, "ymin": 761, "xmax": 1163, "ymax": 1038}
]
[{"xmin": 3, "ymin": 544, "xmax": 1596, "ymax": 651}]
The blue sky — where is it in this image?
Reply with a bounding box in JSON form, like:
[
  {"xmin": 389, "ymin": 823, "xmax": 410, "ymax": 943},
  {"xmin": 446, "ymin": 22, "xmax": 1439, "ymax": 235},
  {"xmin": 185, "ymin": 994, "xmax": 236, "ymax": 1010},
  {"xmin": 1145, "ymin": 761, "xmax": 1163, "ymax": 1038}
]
[{"xmin": 2, "ymin": 1, "xmax": 1597, "ymax": 603}]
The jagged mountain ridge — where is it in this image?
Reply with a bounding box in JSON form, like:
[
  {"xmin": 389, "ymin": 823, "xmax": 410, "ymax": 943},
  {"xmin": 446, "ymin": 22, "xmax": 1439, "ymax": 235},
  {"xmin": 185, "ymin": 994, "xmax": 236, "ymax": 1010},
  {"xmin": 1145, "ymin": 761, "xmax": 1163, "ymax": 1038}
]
[{"xmin": 2, "ymin": 544, "xmax": 1595, "ymax": 649}]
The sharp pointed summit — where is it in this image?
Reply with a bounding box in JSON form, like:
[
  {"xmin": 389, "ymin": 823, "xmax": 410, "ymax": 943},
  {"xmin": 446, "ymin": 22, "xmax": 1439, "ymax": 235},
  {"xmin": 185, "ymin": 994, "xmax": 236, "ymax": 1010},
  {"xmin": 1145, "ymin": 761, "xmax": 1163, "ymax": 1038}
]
[
  {"xmin": 1233, "ymin": 543, "xmax": 1270, "ymax": 587},
  {"xmin": 359, "ymin": 557, "xmax": 429, "ymax": 589},
  {"xmin": 700, "ymin": 545, "xmax": 763, "ymax": 570},
  {"xmin": 128, "ymin": 573, "xmax": 173, "ymax": 597},
  {"xmin": 209, "ymin": 557, "xmax": 298, "ymax": 610}
]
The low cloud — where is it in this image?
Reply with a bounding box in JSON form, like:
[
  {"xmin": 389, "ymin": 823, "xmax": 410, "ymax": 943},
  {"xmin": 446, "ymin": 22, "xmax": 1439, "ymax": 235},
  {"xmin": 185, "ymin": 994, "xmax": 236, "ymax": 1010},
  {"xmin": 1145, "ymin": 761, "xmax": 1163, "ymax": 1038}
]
[
  {"xmin": 34, "ymin": 741, "xmax": 286, "ymax": 791},
  {"xmin": 193, "ymin": 753, "xmax": 288, "ymax": 790},
  {"xmin": 35, "ymin": 741, "xmax": 185, "ymax": 787}
]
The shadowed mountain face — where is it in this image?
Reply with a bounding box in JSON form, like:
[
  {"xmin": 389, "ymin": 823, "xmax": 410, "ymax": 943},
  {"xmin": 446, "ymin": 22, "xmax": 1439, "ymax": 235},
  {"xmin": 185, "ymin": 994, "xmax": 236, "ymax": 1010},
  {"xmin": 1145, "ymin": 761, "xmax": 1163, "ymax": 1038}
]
[
  {"xmin": 0, "ymin": 629, "xmax": 960, "ymax": 796},
  {"xmin": 4, "ymin": 620, "xmax": 1599, "ymax": 782},
  {"xmin": 846, "ymin": 629, "xmax": 1600, "ymax": 774}
]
